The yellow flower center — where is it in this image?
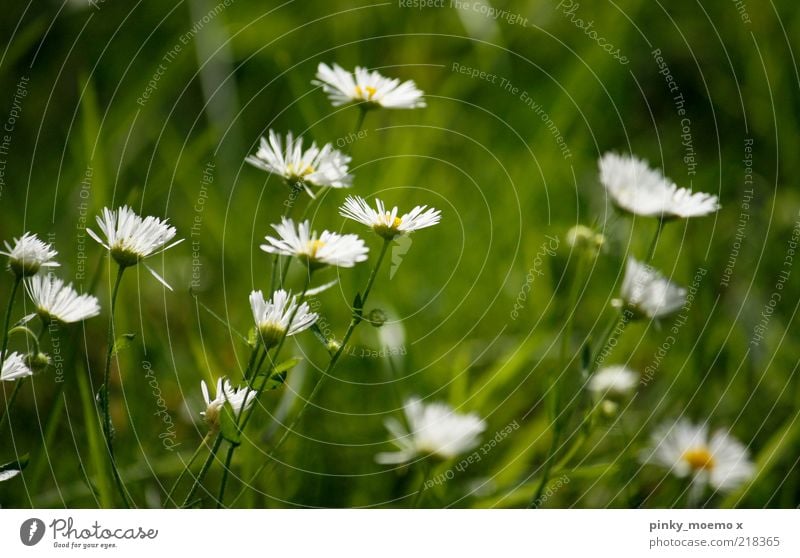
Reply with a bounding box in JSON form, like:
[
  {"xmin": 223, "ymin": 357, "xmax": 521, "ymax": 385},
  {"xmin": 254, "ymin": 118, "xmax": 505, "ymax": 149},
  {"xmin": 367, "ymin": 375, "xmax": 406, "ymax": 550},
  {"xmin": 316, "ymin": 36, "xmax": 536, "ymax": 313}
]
[
  {"xmin": 306, "ymin": 239, "xmax": 326, "ymax": 257},
  {"xmin": 355, "ymin": 85, "xmax": 378, "ymax": 100},
  {"xmin": 286, "ymin": 163, "xmax": 314, "ymax": 179},
  {"xmin": 682, "ymin": 447, "xmax": 715, "ymax": 471}
]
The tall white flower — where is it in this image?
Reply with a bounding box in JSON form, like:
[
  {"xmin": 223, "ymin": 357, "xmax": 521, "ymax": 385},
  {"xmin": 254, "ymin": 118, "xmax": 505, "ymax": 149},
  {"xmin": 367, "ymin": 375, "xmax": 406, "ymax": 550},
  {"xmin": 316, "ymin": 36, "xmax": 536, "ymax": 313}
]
[
  {"xmin": 87, "ymin": 206, "xmax": 183, "ymax": 289},
  {"xmin": 1, "ymin": 352, "xmax": 33, "ymax": 381},
  {"xmin": 314, "ymin": 63, "xmax": 425, "ymax": 109},
  {"xmin": 200, "ymin": 378, "xmax": 256, "ymax": 430},
  {"xmin": 376, "ymin": 397, "xmax": 487, "ymax": 464},
  {"xmin": 1, "ymin": 232, "xmax": 59, "ymax": 277},
  {"xmin": 614, "ymin": 257, "xmax": 686, "ymax": 320},
  {"xmin": 339, "ymin": 195, "xmax": 441, "ymax": 240},
  {"xmin": 25, "ymin": 274, "xmax": 100, "ymax": 324},
  {"xmin": 641, "ymin": 419, "xmax": 754, "ymax": 494},
  {"xmin": 588, "ymin": 365, "xmax": 638, "ymax": 396},
  {"xmin": 599, "ymin": 153, "xmax": 720, "ymax": 219},
  {"xmin": 249, "ymin": 289, "xmax": 318, "ymax": 348},
  {"xmin": 246, "ymin": 130, "xmax": 352, "ymax": 192},
  {"xmin": 260, "ymin": 217, "xmax": 368, "ymax": 269}
]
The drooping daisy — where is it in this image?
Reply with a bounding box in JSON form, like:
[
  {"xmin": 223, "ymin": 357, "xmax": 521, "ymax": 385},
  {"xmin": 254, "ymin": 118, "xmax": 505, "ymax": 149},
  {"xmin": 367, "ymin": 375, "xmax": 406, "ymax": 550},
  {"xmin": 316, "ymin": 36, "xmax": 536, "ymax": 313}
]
[
  {"xmin": 200, "ymin": 378, "xmax": 257, "ymax": 430},
  {"xmin": 246, "ymin": 130, "xmax": 353, "ymax": 192},
  {"xmin": 87, "ymin": 206, "xmax": 183, "ymax": 289},
  {"xmin": 641, "ymin": 419, "xmax": 754, "ymax": 494},
  {"xmin": 313, "ymin": 63, "xmax": 426, "ymax": 109},
  {"xmin": 260, "ymin": 217, "xmax": 368, "ymax": 269},
  {"xmin": 25, "ymin": 274, "xmax": 100, "ymax": 324},
  {"xmin": 613, "ymin": 257, "xmax": 686, "ymax": 320},
  {"xmin": 1, "ymin": 352, "xmax": 33, "ymax": 381},
  {"xmin": 588, "ymin": 365, "xmax": 638, "ymax": 396},
  {"xmin": 1, "ymin": 232, "xmax": 59, "ymax": 277},
  {"xmin": 249, "ymin": 289, "xmax": 318, "ymax": 348},
  {"xmin": 599, "ymin": 153, "xmax": 720, "ymax": 219},
  {"xmin": 375, "ymin": 397, "xmax": 487, "ymax": 464},
  {"xmin": 339, "ymin": 195, "xmax": 441, "ymax": 240}
]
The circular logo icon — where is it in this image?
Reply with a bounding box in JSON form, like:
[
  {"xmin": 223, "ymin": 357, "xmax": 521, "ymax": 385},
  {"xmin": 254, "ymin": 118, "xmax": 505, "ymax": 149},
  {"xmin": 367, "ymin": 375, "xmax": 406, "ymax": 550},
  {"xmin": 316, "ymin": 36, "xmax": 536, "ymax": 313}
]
[{"xmin": 20, "ymin": 518, "xmax": 45, "ymax": 546}]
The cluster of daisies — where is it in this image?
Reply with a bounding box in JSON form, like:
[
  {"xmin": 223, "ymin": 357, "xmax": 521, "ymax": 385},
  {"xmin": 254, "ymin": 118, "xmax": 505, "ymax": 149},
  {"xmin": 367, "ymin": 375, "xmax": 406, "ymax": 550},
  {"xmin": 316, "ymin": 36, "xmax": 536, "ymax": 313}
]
[{"xmin": 577, "ymin": 153, "xmax": 752, "ymax": 501}]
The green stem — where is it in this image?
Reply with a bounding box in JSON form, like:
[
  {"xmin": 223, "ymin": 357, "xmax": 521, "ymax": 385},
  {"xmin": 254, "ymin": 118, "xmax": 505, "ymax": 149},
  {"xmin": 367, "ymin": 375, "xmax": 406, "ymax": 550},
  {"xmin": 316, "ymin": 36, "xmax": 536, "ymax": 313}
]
[
  {"xmin": 645, "ymin": 220, "xmax": 665, "ymax": 263},
  {"xmin": 182, "ymin": 433, "xmax": 223, "ymax": 508},
  {"xmin": 270, "ymin": 182, "xmax": 303, "ymax": 293},
  {"xmin": 560, "ymin": 253, "xmax": 585, "ymax": 368},
  {"xmin": 0, "ymin": 378, "xmax": 26, "ymax": 433},
  {"xmin": 411, "ymin": 459, "xmax": 432, "ymax": 508},
  {"xmin": 100, "ymin": 264, "xmax": 133, "ymax": 508},
  {"xmin": 0, "ymin": 275, "xmax": 21, "ymax": 373},
  {"xmin": 230, "ymin": 238, "xmax": 392, "ymax": 505},
  {"xmin": 164, "ymin": 434, "xmax": 210, "ymax": 507},
  {"xmin": 216, "ymin": 444, "xmax": 236, "ymax": 508}
]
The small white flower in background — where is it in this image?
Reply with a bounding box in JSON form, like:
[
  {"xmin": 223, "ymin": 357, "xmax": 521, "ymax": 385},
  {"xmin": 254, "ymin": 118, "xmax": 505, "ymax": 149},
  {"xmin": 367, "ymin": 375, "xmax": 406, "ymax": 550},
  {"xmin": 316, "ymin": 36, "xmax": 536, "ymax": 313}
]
[
  {"xmin": 375, "ymin": 397, "xmax": 487, "ymax": 464},
  {"xmin": 249, "ymin": 289, "xmax": 318, "ymax": 348},
  {"xmin": 566, "ymin": 225, "xmax": 605, "ymax": 256},
  {"xmin": 314, "ymin": 63, "xmax": 426, "ymax": 109},
  {"xmin": 87, "ymin": 206, "xmax": 183, "ymax": 289},
  {"xmin": 200, "ymin": 378, "xmax": 256, "ymax": 430},
  {"xmin": 246, "ymin": 130, "xmax": 353, "ymax": 192},
  {"xmin": 339, "ymin": 195, "xmax": 441, "ymax": 240},
  {"xmin": 1, "ymin": 352, "xmax": 33, "ymax": 381},
  {"xmin": 599, "ymin": 152, "xmax": 720, "ymax": 219},
  {"xmin": 25, "ymin": 275, "xmax": 101, "ymax": 324},
  {"xmin": 261, "ymin": 217, "xmax": 369, "ymax": 269},
  {"xmin": 0, "ymin": 469, "xmax": 21, "ymax": 482},
  {"xmin": 588, "ymin": 365, "xmax": 638, "ymax": 397},
  {"xmin": 614, "ymin": 257, "xmax": 686, "ymax": 320},
  {"xmin": 641, "ymin": 419, "xmax": 754, "ymax": 494},
  {"xmin": 0, "ymin": 232, "xmax": 59, "ymax": 277}
]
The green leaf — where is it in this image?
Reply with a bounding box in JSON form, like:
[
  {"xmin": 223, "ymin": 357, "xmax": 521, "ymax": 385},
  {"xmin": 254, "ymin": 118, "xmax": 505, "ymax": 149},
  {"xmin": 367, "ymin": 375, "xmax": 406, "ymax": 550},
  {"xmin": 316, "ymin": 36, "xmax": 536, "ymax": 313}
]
[
  {"xmin": 111, "ymin": 333, "xmax": 136, "ymax": 357},
  {"xmin": 310, "ymin": 323, "xmax": 329, "ymax": 347},
  {"xmin": 219, "ymin": 402, "xmax": 242, "ymax": 447},
  {"xmin": 273, "ymin": 357, "xmax": 302, "ymax": 375},
  {"xmin": 247, "ymin": 327, "xmax": 258, "ymax": 348}
]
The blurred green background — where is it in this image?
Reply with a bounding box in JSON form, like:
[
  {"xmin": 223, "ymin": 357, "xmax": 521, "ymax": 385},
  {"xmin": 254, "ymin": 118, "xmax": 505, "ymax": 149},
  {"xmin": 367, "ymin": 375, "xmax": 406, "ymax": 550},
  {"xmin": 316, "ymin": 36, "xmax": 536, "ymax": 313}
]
[{"xmin": 0, "ymin": 0, "xmax": 798, "ymax": 508}]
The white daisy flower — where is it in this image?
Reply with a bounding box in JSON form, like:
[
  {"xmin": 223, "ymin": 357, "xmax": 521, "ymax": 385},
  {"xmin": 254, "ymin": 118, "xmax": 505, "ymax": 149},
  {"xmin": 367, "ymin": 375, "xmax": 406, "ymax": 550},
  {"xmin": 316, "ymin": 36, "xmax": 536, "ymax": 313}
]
[
  {"xmin": 0, "ymin": 469, "xmax": 22, "ymax": 482},
  {"xmin": 87, "ymin": 206, "xmax": 183, "ymax": 289},
  {"xmin": 260, "ymin": 217, "xmax": 368, "ymax": 269},
  {"xmin": 25, "ymin": 274, "xmax": 100, "ymax": 324},
  {"xmin": 588, "ymin": 365, "xmax": 638, "ymax": 396},
  {"xmin": 614, "ymin": 257, "xmax": 686, "ymax": 320},
  {"xmin": 200, "ymin": 378, "xmax": 256, "ymax": 430},
  {"xmin": 641, "ymin": 419, "xmax": 754, "ymax": 494},
  {"xmin": 249, "ymin": 289, "xmax": 318, "ymax": 348},
  {"xmin": 599, "ymin": 152, "xmax": 720, "ymax": 219},
  {"xmin": 1, "ymin": 352, "xmax": 33, "ymax": 381},
  {"xmin": 339, "ymin": 195, "xmax": 441, "ymax": 239},
  {"xmin": 1, "ymin": 232, "xmax": 59, "ymax": 277},
  {"xmin": 246, "ymin": 130, "xmax": 353, "ymax": 192},
  {"xmin": 313, "ymin": 63, "xmax": 426, "ymax": 109},
  {"xmin": 375, "ymin": 397, "xmax": 487, "ymax": 464}
]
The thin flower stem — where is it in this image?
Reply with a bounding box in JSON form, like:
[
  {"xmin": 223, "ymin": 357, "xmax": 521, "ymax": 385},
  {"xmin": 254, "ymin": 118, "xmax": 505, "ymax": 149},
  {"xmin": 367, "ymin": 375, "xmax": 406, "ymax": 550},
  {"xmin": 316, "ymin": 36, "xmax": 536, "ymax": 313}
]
[
  {"xmin": 164, "ymin": 433, "xmax": 211, "ymax": 506},
  {"xmin": 559, "ymin": 253, "xmax": 585, "ymax": 368},
  {"xmin": 100, "ymin": 264, "xmax": 133, "ymax": 508},
  {"xmin": 646, "ymin": 220, "xmax": 665, "ymax": 263},
  {"xmin": 0, "ymin": 379, "xmax": 25, "ymax": 433},
  {"xmin": 270, "ymin": 182, "xmax": 303, "ymax": 293},
  {"xmin": 216, "ymin": 444, "xmax": 236, "ymax": 509},
  {"xmin": 411, "ymin": 460, "xmax": 432, "ymax": 508},
  {"xmin": 353, "ymin": 106, "xmax": 368, "ymax": 138},
  {"xmin": 229, "ymin": 238, "xmax": 392, "ymax": 505},
  {"xmin": 182, "ymin": 433, "xmax": 223, "ymax": 508},
  {"xmin": 0, "ymin": 275, "xmax": 22, "ymax": 374}
]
